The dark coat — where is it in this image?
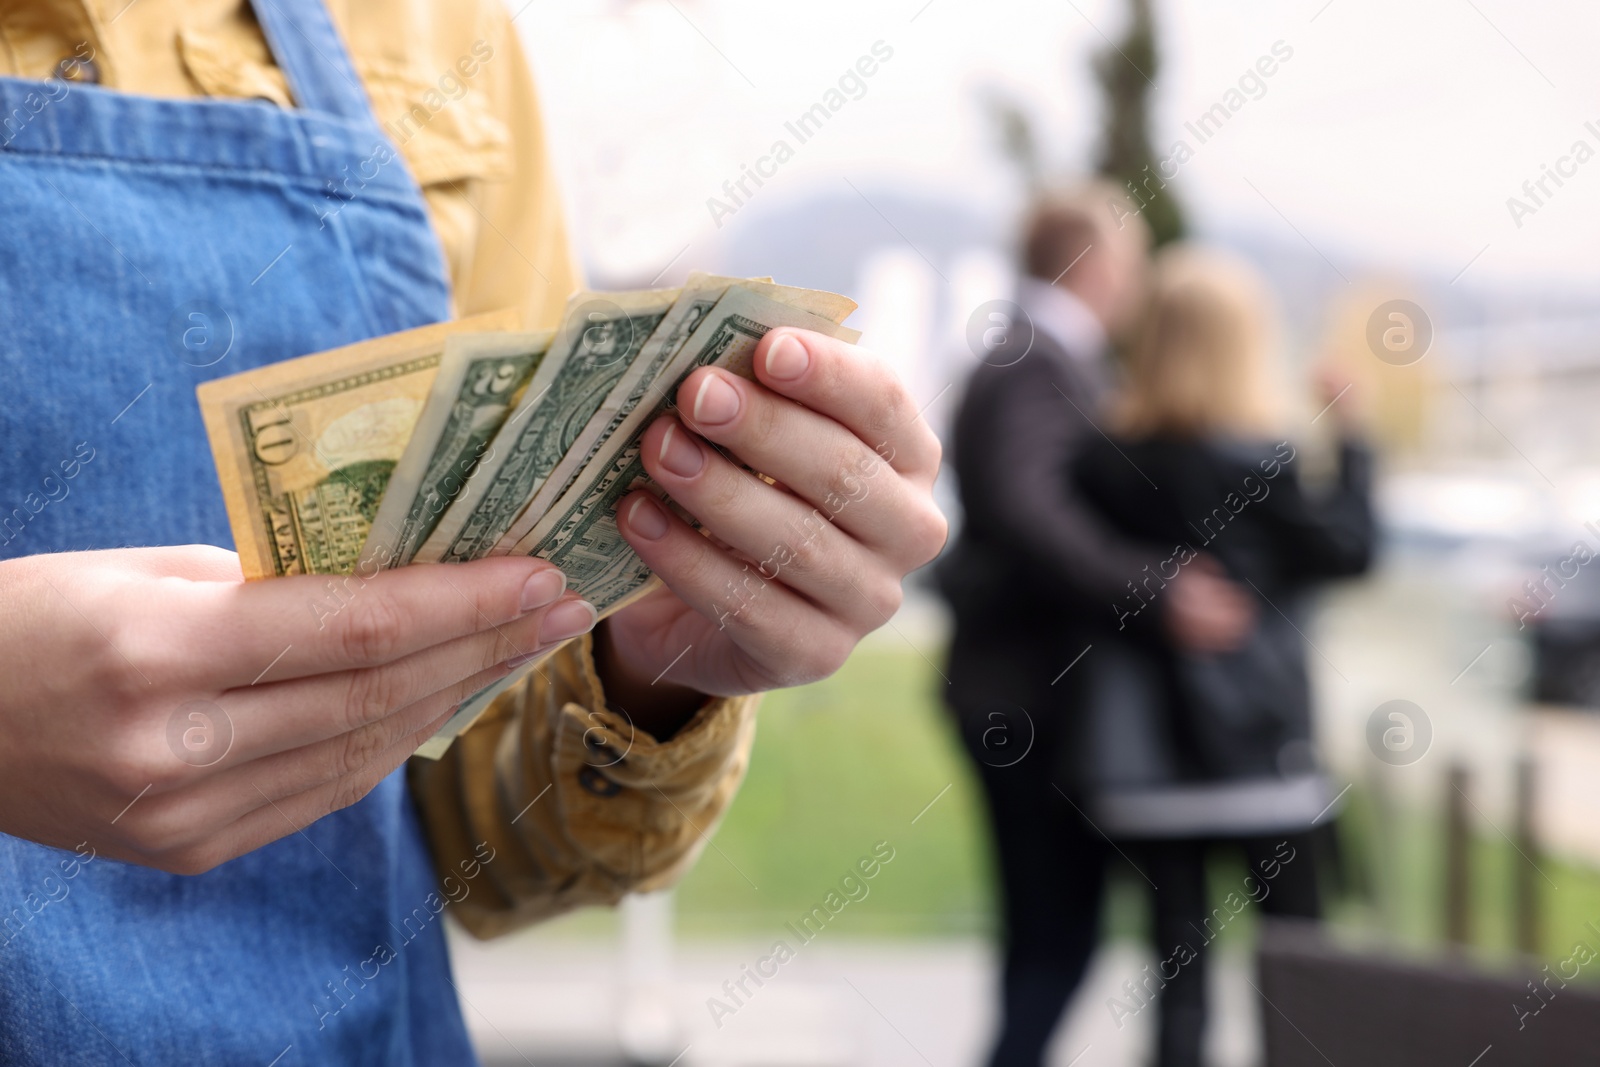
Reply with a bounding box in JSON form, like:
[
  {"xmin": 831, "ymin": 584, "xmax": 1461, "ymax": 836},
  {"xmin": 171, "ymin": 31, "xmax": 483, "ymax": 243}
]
[
  {"xmin": 937, "ymin": 328, "xmax": 1165, "ymax": 734},
  {"xmin": 1071, "ymin": 434, "xmax": 1375, "ymax": 784}
]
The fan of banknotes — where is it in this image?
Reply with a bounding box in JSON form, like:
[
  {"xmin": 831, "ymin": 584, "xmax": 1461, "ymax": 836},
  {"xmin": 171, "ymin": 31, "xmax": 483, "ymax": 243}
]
[{"xmin": 198, "ymin": 274, "xmax": 860, "ymax": 756}]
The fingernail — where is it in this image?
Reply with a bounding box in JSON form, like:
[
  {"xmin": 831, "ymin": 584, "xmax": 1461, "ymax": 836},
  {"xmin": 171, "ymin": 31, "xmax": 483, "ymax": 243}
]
[
  {"xmin": 520, "ymin": 568, "xmax": 567, "ymax": 612},
  {"xmin": 626, "ymin": 495, "xmax": 669, "ymax": 540},
  {"xmin": 691, "ymin": 373, "xmax": 740, "ymax": 425},
  {"xmin": 657, "ymin": 422, "xmax": 704, "ymax": 478},
  {"xmin": 764, "ymin": 333, "xmax": 809, "ymax": 380},
  {"xmin": 539, "ymin": 599, "xmax": 597, "ymax": 643}
]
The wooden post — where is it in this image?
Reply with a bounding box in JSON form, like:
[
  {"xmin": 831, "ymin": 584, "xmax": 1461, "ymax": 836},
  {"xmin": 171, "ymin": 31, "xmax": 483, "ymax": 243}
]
[
  {"xmin": 1367, "ymin": 762, "xmax": 1400, "ymax": 937},
  {"xmin": 1445, "ymin": 763, "xmax": 1471, "ymax": 947},
  {"xmin": 1513, "ymin": 755, "xmax": 1540, "ymax": 956}
]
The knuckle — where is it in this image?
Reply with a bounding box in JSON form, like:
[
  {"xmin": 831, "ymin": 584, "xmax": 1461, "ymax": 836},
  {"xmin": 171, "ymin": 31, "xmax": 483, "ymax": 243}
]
[
  {"xmin": 102, "ymin": 741, "xmax": 177, "ymax": 798},
  {"xmin": 737, "ymin": 390, "xmax": 779, "ymax": 444},
  {"xmin": 339, "ymin": 594, "xmax": 408, "ymax": 664},
  {"xmin": 863, "ymin": 364, "xmax": 911, "ymax": 435},
  {"xmin": 477, "ymin": 630, "xmax": 513, "ymax": 674},
  {"xmin": 683, "ymin": 541, "xmax": 736, "ymax": 598},
  {"xmin": 100, "ymin": 624, "xmax": 175, "ymax": 698},
  {"xmin": 831, "ymin": 555, "xmax": 896, "ymax": 627},
  {"xmin": 867, "ymin": 391, "xmax": 904, "ymax": 442},
  {"xmin": 798, "ymin": 631, "xmax": 855, "ymax": 683},
  {"xmin": 120, "ymin": 807, "xmax": 191, "ymax": 858},
  {"xmin": 753, "ymin": 626, "xmax": 853, "ymax": 689},
  {"xmin": 343, "ymin": 662, "xmax": 411, "ymax": 730},
  {"xmin": 908, "ymin": 504, "xmax": 950, "ymax": 563},
  {"xmin": 823, "ymin": 449, "xmax": 871, "ymax": 510},
  {"xmin": 785, "ymin": 518, "xmax": 834, "ymax": 575},
  {"xmin": 157, "ymin": 844, "xmax": 227, "ymax": 877},
  {"xmin": 92, "ymin": 656, "xmax": 144, "ymax": 704},
  {"xmin": 711, "ymin": 565, "xmax": 771, "ymax": 633},
  {"xmin": 332, "ymin": 718, "xmax": 391, "ymax": 779},
  {"xmin": 701, "ymin": 465, "xmax": 749, "ymax": 517},
  {"xmin": 327, "ymin": 765, "xmax": 386, "ymax": 816},
  {"xmin": 142, "ymin": 754, "xmax": 194, "ymax": 796},
  {"xmin": 867, "ymin": 575, "xmax": 905, "ymax": 620},
  {"xmin": 817, "ymin": 344, "xmax": 850, "ymax": 396}
]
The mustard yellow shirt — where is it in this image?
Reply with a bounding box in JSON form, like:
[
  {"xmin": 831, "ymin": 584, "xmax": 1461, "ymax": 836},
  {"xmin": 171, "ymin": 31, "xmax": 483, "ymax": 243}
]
[{"xmin": 1, "ymin": 0, "xmax": 758, "ymax": 938}]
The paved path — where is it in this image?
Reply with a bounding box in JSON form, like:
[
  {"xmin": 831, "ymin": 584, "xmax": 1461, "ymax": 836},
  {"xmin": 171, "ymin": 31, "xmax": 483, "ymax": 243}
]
[{"xmin": 454, "ymin": 931, "xmax": 1260, "ymax": 1067}]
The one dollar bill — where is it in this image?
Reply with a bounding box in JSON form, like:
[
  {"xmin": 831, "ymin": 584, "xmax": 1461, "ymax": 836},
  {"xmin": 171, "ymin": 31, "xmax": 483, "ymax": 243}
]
[
  {"xmin": 510, "ymin": 285, "xmax": 860, "ymax": 612},
  {"xmin": 486, "ymin": 274, "xmax": 857, "ymax": 555},
  {"xmin": 418, "ymin": 287, "xmax": 858, "ymax": 755},
  {"xmin": 360, "ymin": 331, "xmax": 552, "ymax": 570},
  {"xmin": 414, "ymin": 289, "xmax": 680, "ymax": 565}
]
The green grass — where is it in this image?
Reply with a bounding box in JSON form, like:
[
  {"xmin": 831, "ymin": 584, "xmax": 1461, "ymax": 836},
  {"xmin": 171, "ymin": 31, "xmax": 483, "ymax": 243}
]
[
  {"xmin": 617, "ymin": 644, "xmax": 1600, "ymax": 985},
  {"xmin": 1331, "ymin": 783, "xmax": 1600, "ymax": 976},
  {"xmin": 672, "ymin": 645, "xmax": 993, "ymax": 937}
]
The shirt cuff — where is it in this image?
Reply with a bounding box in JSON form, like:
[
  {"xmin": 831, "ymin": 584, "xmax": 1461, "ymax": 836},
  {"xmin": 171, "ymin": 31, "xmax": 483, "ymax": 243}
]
[{"xmin": 408, "ymin": 633, "xmax": 759, "ymax": 939}]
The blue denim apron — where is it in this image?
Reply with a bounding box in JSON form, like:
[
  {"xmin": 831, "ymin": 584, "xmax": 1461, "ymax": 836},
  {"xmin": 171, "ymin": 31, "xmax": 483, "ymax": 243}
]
[{"xmin": 0, "ymin": 1, "xmax": 476, "ymax": 1063}]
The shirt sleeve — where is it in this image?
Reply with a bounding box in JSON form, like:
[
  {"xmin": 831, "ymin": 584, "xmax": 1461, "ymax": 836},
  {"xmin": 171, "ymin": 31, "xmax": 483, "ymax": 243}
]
[
  {"xmin": 402, "ymin": 2, "xmax": 761, "ymax": 935},
  {"xmin": 407, "ymin": 636, "xmax": 760, "ymax": 939},
  {"xmin": 415, "ymin": 0, "xmax": 582, "ymax": 330},
  {"xmin": 1256, "ymin": 439, "xmax": 1377, "ymax": 582}
]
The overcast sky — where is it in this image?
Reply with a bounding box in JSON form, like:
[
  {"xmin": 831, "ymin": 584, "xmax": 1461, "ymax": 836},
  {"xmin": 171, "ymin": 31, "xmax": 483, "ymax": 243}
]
[{"xmin": 515, "ymin": 0, "xmax": 1600, "ymax": 291}]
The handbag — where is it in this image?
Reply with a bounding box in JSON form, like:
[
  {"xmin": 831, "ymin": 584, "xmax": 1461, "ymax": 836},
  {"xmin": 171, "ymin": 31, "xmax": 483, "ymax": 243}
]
[{"xmin": 1073, "ymin": 602, "xmax": 1326, "ymax": 838}]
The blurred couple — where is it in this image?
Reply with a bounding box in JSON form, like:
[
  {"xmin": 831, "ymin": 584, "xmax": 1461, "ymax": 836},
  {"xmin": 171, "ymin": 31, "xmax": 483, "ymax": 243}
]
[{"xmin": 938, "ymin": 184, "xmax": 1375, "ymax": 1067}]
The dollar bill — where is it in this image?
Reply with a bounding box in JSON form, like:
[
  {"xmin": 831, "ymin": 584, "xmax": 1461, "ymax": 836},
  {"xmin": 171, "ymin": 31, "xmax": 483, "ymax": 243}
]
[
  {"xmin": 196, "ymin": 310, "xmax": 519, "ymax": 579},
  {"xmin": 414, "ymin": 288, "xmax": 680, "ymax": 564},
  {"xmin": 417, "ymin": 287, "xmax": 859, "ymax": 757},
  {"xmin": 407, "ymin": 572, "xmax": 666, "ymax": 761},
  {"xmin": 196, "ymin": 281, "xmax": 864, "ymax": 761},
  {"xmin": 486, "ymin": 274, "xmax": 857, "ymax": 555},
  {"xmin": 359, "ymin": 331, "xmax": 552, "ymax": 570},
  {"xmin": 510, "ymin": 285, "xmax": 860, "ymax": 612}
]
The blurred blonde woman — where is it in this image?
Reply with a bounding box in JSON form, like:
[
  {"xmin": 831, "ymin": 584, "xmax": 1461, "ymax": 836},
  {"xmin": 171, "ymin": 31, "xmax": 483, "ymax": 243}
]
[{"xmin": 1072, "ymin": 245, "xmax": 1375, "ymax": 1067}]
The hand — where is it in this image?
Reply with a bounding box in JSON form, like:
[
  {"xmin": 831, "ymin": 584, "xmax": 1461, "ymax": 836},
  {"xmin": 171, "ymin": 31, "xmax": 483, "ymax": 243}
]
[
  {"xmin": 1165, "ymin": 554, "xmax": 1257, "ymax": 655},
  {"xmin": 1313, "ymin": 363, "xmax": 1364, "ymax": 432},
  {"xmin": 0, "ymin": 546, "xmax": 594, "ymax": 873},
  {"xmin": 600, "ymin": 328, "xmax": 948, "ymax": 732}
]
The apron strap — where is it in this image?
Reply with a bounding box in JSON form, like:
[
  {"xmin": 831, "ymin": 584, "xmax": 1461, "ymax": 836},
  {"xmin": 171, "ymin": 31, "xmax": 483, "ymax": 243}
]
[{"xmin": 251, "ymin": 0, "xmax": 375, "ymax": 124}]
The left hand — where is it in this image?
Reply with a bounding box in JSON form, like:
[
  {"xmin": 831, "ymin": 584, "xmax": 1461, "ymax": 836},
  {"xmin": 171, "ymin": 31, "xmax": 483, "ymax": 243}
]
[
  {"xmin": 1164, "ymin": 553, "xmax": 1257, "ymax": 655},
  {"xmin": 598, "ymin": 328, "xmax": 947, "ymax": 732}
]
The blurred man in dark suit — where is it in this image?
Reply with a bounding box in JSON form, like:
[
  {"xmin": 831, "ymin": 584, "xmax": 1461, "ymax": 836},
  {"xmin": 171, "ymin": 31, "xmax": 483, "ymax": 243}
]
[{"xmin": 938, "ymin": 184, "xmax": 1255, "ymax": 1066}]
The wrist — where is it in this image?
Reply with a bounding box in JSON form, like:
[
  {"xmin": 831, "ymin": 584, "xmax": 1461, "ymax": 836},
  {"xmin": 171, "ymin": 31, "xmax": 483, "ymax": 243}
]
[{"xmin": 591, "ymin": 620, "xmax": 706, "ymax": 740}]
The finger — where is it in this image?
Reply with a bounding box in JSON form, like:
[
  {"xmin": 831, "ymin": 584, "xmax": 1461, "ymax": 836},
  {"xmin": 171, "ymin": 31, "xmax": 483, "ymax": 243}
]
[
  {"xmin": 748, "ymin": 328, "xmax": 942, "ymax": 482},
  {"xmin": 215, "ymin": 592, "xmax": 595, "ymax": 761},
  {"xmin": 150, "ymin": 700, "xmax": 462, "ymax": 874},
  {"xmin": 670, "ymin": 369, "xmax": 945, "ymax": 566},
  {"xmin": 169, "ymin": 556, "xmax": 571, "ymax": 688},
  {"xmin": 637, "ymin": 416, "xmax": 900, "ymax": 632},
  {"xmin": 134, "ymin": 652, "xmax": 556, "ymax": 851},
  {"xmin": 615, "ymin": 490, "xmax": 856, "ymax": 690}
]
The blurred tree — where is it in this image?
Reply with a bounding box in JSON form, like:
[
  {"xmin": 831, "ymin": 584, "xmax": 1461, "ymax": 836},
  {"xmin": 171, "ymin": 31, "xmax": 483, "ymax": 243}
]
[
  {"xmin": 978, "ymin": 88, "xmax": 1042, "ymax": 195},
  {"xmin": 1094, "ymin": 0, "xmax": 1185, "ymax": 246}
]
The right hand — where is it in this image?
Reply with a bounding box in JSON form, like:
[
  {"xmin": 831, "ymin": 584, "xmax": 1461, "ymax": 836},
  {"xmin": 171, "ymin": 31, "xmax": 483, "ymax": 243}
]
[
  {"xmin": 1313, "ymin": 363, "xmax": 1365, "ymax": 432},
  {"xmin": 1165, "ymin": 554, "xmax": 1256, "ymax": 655},
  {"xmin": 0, "ymin": 545, "xmax": 595, "ymax": 874}
]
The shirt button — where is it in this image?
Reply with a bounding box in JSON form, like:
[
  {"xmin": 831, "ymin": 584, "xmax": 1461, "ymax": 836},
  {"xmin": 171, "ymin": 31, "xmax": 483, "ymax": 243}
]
[
  {"xmin": 53, "ymin": 55, "xmax": 100, "ymax": 84},
  {"xmin": 578, "ymin": 765, "xmax": 623, "ymax": 798},
  {"xmin": 584, "ymin": 732, "xmax": 626, "ymax": 768}
]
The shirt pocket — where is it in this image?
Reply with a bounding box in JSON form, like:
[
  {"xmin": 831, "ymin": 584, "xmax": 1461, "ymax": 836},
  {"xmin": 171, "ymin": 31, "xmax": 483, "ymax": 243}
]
[
  {"xmin": 178, "ymin": 25, "xmax": 294, "ymax": 106},
  {"xmin": 356, "ymin": 58, "xmax": 512, "ymax": 188}
]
